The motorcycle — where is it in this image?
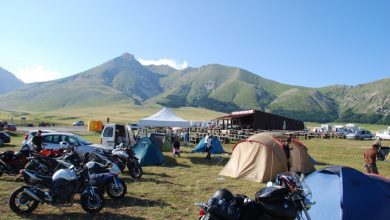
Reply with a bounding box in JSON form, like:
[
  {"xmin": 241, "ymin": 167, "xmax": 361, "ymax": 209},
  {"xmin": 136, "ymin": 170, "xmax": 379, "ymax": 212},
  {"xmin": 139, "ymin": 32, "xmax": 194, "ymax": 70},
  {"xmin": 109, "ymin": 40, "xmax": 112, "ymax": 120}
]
[
  {"xmin": 111, "ymin": 143, "xmax": 143, "ymax": 178},
  {"xmin": 0, "ymin": 145, "xmax": 32, "ymax": 177},
  {"xmin": 85, "ymin": 160, "xmax": 127, "ymax": 199},
  {"xmin": 9, "ymin": 166, "xmax": 104, "ymax": 215},
  {"xmin": 195, "ymin": 172, "xmax": 313, "ymax": 220}
]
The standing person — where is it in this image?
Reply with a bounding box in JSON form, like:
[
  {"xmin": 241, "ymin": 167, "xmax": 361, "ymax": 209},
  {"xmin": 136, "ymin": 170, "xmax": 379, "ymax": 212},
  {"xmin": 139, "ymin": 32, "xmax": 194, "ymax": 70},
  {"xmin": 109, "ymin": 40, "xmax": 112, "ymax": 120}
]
[
  {"xmin": 32, "ymin": 130, "xmax": 43, "ymax": 152},
  {"xmin": 283, "ymin": 137, "xmax": 293, "ymax": 171},
  {"xmin": 172, "ymin": 136, "xmax": 181, "ymax": 157},
  {"xmin": 205, "ymin": 135, "xmax": 213, "ymax": 160},
  {"xmin": 364, "ymin": 144, "xmax": 380, "ymax": 174}
]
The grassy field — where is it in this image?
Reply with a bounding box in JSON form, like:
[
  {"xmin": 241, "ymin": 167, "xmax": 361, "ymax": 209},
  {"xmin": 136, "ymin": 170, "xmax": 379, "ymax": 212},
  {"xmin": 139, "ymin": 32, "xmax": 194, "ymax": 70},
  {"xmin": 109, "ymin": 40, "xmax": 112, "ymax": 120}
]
[
  {"xmin": 0, "ymin": 105, "xmax": 225, "ymax": 127},
  {"xmin": 0, "ymin": 132, "xmax": 389, "ymax": 220}
]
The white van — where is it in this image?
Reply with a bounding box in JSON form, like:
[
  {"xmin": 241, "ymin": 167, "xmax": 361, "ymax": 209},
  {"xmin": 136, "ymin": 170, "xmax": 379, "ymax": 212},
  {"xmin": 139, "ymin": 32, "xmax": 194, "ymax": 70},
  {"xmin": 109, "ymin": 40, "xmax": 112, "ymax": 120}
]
[{"xmin": 101, "ymin": 124, "xmax": 136, "ymax": 149}]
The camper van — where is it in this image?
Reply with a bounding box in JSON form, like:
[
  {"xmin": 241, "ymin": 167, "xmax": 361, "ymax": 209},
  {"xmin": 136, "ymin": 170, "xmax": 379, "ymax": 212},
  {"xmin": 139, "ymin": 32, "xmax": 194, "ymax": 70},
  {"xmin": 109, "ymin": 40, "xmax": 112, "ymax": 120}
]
[{"xmin": 101, "ymin": 124, "xmax": 137, "ymax": 149}]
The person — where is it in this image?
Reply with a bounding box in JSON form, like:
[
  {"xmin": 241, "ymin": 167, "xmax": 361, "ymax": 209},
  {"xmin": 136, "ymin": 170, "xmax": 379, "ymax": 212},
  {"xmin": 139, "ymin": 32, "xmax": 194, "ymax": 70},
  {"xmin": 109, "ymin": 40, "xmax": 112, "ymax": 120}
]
[
  {"xmin": 364, "ymin": 144, "xmax": 380, "ymax": 174},
  {"xmin": 283, "ymin": 137, "xmax": 293, "ymax": 171},
  {"xmin": 32, "ymin": 130, "xmax": 43, "ymax": 152},
  {"xmin": 205, "ymin": 135, "xmax": 213, "ymax": 160},
  {"xmin": 172, "ymin": 136, "xmax": 181, "ymax": 157}
]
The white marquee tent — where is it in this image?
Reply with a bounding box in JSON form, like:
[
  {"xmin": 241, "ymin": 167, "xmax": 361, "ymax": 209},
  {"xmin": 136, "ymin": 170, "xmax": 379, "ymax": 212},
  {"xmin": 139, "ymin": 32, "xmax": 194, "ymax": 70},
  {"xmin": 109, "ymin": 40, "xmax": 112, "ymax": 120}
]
[{"xmin": 138, "ymin": 108, "xmax": 190, "ymax": 128}]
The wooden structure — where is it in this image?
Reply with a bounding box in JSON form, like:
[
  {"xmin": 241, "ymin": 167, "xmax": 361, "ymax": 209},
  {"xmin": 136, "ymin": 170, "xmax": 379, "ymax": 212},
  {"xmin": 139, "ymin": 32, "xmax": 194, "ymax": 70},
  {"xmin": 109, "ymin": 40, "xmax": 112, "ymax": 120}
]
[{"xmin": 215, "ymin": 110, "xmax": 304, "ymax": 131}]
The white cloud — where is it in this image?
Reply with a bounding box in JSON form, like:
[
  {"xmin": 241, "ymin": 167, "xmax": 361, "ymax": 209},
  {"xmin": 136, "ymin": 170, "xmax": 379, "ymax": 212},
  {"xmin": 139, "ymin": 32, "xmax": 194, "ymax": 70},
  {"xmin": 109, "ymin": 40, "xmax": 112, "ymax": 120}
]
[
  {"xmin": 15, "ymin": 65, "xmax": 63, "ymax": 83},
  {"xmin": 138, "ymin": 58, "xmax": 188, "ymax": 70}
]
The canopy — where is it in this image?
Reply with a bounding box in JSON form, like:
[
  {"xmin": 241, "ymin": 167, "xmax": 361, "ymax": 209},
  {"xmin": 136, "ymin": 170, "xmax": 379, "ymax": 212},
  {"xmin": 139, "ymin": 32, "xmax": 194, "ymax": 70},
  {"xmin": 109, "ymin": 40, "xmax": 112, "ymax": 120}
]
[{"xmin": 139, "ymin": 108, "xmax": 190, "ymax": 128}]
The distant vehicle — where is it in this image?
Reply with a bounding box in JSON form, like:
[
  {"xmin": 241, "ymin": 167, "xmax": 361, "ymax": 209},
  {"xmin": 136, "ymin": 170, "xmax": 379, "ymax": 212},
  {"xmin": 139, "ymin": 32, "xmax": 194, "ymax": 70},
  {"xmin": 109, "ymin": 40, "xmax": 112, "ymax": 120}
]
[
  {"xmin": 346, "ymin": 129, "xmax": 373, "ymax": 140},
  {"xmin": 26, "ymin": 132, "xmax": 109, "ymax": 155},
  {"xmin": 376, "ymin": 130, "xmax": 390, "ymax": 140},
  {"xmin": 73, "ymin": 121, "xmax": 84, "ymax": 126},
  {"xmin": 0, "ymin": 131, "xmax": 11, "ymax": 146},
  {"xmin": 26, "ymin": 123, "xmax": 34, "ymax": 127},
  {"xmin": 6, "ymin": 124, "xmax": 17, "ymax": 131},
  {"xmin": 335, "ymin": 128, "xmax": 353, "ymax": 135},
  {"xmin": 21, "ymin": 129, "xmax": 56, "ymax": 146}
]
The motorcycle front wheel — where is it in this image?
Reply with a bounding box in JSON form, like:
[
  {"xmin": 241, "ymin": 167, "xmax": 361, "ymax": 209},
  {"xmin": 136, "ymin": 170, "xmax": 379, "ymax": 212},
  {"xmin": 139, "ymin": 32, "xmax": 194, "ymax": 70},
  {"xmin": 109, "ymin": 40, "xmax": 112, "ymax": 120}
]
[
  {"xmin": 80, "ymin": 191, "xmax": 104, "ymax": 213},
  {"xmin": 106, "ymin": 178, "xmax": 127, "ymax": 199},
  {"xmin": 128, "ymin": 161, "xmax": 143, "ymax": 178},
  {"xmin": 9, "ymin": 187, "xmax": 39, "ymax": 215}
]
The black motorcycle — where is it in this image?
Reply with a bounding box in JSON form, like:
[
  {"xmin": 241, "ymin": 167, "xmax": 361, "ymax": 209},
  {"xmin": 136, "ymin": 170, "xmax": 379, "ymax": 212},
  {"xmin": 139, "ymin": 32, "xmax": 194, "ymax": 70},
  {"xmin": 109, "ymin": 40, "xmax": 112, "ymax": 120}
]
[
  {"xmin": 9, "ymin": 166, "xmax": 104, "ymax": 215},
  {"xmin": 195, "ymin": 172, "xmax": 313, "ymax": 220},
  {"xmin": 0, "ymin": 146, "xmax": 32, "ymax": 176}
]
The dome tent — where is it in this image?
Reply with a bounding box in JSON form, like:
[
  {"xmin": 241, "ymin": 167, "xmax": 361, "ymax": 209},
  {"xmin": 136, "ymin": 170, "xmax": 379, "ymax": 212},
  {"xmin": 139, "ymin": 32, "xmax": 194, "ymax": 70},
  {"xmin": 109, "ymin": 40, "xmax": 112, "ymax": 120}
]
[
  {"xmin": 304, "ymin": 166, "xmax": 390, "ymax": 220},
  {"xmin": 133, "ymin": 137, "xmax": 164, "ymax": 166},
  {"xmin": 192, "ymin": 136, "xmax": 225, "ymax": 154},
  {"xmin": 219, "ymin": 133, "xmax": 315, "ymax": 183}
]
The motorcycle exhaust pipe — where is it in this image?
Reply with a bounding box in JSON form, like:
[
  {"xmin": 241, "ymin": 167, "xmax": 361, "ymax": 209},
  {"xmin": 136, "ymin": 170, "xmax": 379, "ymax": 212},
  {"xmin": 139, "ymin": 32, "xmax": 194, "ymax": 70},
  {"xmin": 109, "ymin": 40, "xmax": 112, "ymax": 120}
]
[{"xmin": 23, "ymin": 188, "xmax": 44, "ymax": 203}]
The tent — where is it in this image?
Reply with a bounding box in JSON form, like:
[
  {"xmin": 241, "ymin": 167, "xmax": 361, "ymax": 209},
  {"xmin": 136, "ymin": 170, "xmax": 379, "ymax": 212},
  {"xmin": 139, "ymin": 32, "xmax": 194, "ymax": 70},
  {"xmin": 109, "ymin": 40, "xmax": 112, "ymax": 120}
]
[
  {"xmin": 133, "ymin": 137, "xmax": 165, "ymax": 166},
  {"xmin": 139, "ymin": 108, "xmax": 190, "ymax": 128},
  {"xmin": 219, "ymin": 133, "xmax": 315, "ymax": 183},
  {"xmin": 263, "ymin": 132, "xmax": 316, "ymax": 173},
  {"xmin": 192, "ymin": 136, "xmax": 225, "ymax": 154},
  {"xmin": 304, "ymin": 166, "xmax": 390, "ymax": 220}
]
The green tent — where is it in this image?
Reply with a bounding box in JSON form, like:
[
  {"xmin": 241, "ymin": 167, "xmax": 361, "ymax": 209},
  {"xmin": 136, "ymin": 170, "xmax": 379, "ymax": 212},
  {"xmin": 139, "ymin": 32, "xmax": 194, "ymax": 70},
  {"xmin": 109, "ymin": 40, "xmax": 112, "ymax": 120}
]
[{"xmin": 133, "ymin": 137, "xmax": 165, "ymax": 166}]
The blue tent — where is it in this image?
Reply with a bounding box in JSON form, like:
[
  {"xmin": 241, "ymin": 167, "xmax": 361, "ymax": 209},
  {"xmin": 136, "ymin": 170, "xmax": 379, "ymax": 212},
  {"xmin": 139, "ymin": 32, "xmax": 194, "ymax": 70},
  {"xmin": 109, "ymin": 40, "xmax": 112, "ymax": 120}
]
[
  {"xmin": 133, "ymin": 137, "xmax": 165, "ymax": 166},
  {"xmin": 304, "ymin": 166, "xmax": 390, "ymax": 220},
  {"xmin": 192, "ymin": 136, "xmax": 225, "ymax": 154}
]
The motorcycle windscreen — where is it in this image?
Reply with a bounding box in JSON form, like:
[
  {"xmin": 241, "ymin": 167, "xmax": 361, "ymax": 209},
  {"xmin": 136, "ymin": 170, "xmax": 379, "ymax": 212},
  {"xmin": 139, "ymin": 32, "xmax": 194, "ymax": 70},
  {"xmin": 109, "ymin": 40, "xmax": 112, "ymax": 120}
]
[{"xmin": 304, "ymin": 172, "xmax": 341, "ymax": 220}]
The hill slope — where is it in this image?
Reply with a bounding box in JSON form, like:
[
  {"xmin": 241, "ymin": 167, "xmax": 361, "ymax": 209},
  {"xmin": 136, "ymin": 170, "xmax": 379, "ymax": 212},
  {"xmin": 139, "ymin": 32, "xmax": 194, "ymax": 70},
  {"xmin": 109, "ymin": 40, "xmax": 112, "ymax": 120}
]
[{"xmin": 0, "ymin": 67, "xmax": 25, "ymax": 94}]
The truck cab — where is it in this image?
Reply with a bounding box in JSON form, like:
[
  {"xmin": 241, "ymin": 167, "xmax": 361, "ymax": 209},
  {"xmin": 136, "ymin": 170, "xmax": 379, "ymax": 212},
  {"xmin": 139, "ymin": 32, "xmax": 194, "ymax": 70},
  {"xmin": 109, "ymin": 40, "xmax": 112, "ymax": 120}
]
[{"xmin": 101, "ymin": 124, "xmax": 136, "ymax": 149}]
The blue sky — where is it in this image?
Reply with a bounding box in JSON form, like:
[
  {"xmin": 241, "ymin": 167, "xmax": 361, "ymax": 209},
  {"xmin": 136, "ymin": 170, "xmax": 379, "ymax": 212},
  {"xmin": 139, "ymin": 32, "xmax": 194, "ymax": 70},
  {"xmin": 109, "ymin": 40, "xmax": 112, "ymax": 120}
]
[{"xmin": 0, "ymin": 0, "xmax": 389, "ymax": 86}]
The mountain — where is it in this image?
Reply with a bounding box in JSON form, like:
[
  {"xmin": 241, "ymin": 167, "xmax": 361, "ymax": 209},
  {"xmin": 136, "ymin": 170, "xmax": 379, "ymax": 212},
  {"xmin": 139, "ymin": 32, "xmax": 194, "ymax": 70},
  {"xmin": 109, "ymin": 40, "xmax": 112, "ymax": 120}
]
[
  {"xmin": 0, "ymin": 53, "xmax": 162, "ymax": 110},
  {"xmin": 318, "ymin": 79, "xmax": 390, "ymax": 123},
  {"xmin": 0, "ymin": 67, "xmax": 25, "ymax": 94},
  {"xmin": 148, "ymin": 64, "xmax": 294, "ymax": 113},
  {"xmin": 0, "ymin": 53, "xmax": 388, "ymax": 124}
]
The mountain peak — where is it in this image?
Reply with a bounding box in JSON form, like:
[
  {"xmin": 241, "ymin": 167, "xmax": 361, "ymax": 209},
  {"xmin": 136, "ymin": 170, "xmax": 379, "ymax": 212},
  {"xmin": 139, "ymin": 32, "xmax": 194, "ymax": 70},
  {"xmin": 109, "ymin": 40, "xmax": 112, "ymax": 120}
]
[{"xmin": 120, "ymin": 53, "xmax": 135, "ymax": 61}]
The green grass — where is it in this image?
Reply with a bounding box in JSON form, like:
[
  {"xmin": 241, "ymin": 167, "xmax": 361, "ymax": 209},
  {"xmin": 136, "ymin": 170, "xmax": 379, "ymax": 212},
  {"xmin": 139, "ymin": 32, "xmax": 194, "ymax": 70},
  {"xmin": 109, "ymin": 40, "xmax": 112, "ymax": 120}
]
[
  {"xmin": 1, "ymin": 132, "xmax": 389, "ymax": 219},
  {"xmin": 0, "ymin": 105, "xmax": 225, "ymax": 127}
]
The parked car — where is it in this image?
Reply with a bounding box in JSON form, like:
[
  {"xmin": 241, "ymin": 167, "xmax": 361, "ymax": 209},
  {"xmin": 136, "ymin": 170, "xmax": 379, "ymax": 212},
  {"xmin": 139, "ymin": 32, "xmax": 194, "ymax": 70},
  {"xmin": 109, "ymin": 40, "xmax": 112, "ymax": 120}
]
[
  {"xmin": 376, "ymin": 130, "xmax": 390, "ymax": 140},
  {"xmin": 73, "ymin": 121, "xmax": 84, "ymax": 126},
  {"xmin": 0, "ymin": 131, "xmax": 11, "ymax": 146},
  {"xmin": 5, "ymin": 124, "xmax": 17, "ymax": 131},
  {"xmin": 26, "ymin": 132, "xmax": 110, "ymax": 156},
  {"xmin": 346, "ymin": 129, "xmax": 373, "ymax": 140},
  {"xmin": 21, "ymin": 129, "xmax": 56, "ymax": 146}
]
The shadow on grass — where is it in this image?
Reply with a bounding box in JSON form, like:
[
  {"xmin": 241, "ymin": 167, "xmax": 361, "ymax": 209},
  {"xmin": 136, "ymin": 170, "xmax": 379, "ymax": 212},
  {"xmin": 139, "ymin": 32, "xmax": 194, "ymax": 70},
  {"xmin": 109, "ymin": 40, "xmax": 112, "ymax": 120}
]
[
  {"xmin": 105, "ymin": 195, "xmax": 171, "ymax": 209},
  {"xmin": 189, "ymin": 155, "xmax": 229, "ymax": 167},
  {"xmin": 161, "ymin": 156, "xmax": 190, "ymax": 168},
  {"xmin": 28, "ymin": 212, "xmax": 145, "ymax": 220},
  {"xmin": 142, "ymin": 171, "xmax": 171, "ymax": 177},
  {"xmin": 122, "ymin": 176, "xmax": 177, "ymax": 185}
]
